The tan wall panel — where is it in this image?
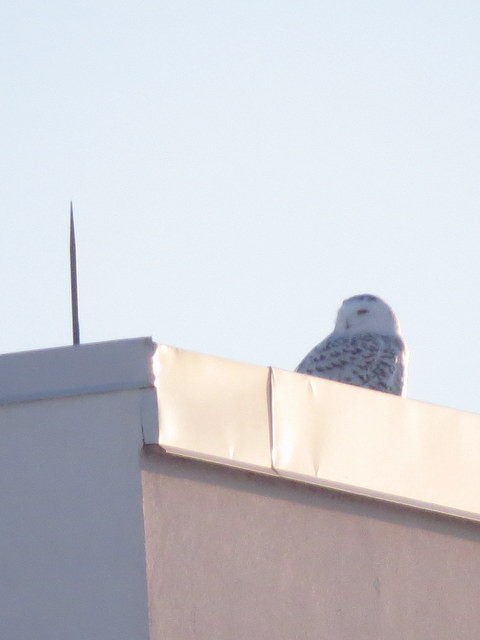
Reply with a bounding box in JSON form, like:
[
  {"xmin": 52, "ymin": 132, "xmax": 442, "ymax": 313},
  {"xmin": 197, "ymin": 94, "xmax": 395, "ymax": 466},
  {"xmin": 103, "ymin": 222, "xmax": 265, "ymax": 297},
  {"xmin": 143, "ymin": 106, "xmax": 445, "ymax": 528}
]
[{"xmin": 142, "ymin": 448, "xmax": 480, "ymax": 640}]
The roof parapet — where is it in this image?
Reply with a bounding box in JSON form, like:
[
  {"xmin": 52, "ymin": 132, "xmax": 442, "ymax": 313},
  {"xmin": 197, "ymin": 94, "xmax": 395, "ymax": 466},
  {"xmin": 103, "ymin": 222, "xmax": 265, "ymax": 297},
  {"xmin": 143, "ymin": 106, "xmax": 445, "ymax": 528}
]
[
  {"xmin": 153, "ymin": 344, "xmax": 480, "ymax": 522},
  {"xmin": 0, "ymin": 338, "xmax": 155, "ymax": 405}
]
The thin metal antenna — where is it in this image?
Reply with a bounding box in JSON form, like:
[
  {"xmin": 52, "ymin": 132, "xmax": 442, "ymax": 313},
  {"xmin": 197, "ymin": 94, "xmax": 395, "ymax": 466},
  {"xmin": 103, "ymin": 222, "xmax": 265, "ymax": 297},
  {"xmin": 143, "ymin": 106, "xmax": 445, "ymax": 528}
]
[{"xmin": 70, "ymin": 202, "xmax": 80, "ymax": 345}]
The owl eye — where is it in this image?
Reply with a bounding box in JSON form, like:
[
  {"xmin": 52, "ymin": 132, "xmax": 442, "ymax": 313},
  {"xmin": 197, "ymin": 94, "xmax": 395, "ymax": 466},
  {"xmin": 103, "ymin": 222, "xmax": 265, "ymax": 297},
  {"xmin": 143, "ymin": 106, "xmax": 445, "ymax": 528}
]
[{"xmin": 357, "ymin": 309, "xmax": 368, "ymax": 315}]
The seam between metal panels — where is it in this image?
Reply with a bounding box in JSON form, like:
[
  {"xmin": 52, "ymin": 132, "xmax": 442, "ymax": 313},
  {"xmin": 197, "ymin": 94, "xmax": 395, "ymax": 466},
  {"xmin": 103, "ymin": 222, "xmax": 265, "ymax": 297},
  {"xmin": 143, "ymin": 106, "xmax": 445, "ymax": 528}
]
[{"xmin": 267, "ymin": 367, "xmax": 281, "ymax": 476}]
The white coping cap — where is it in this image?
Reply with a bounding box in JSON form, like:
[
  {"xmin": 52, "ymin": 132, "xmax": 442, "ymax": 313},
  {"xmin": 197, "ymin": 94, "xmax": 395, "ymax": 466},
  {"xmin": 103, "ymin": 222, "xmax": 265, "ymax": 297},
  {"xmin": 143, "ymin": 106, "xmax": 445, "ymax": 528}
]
[
  {"xmin": 0, "ymin": 337, "xmax": 155, "ymax": 405},
  {"xmin": 153, "ymin": 344, "xmax": 480, "ymax": 522}
]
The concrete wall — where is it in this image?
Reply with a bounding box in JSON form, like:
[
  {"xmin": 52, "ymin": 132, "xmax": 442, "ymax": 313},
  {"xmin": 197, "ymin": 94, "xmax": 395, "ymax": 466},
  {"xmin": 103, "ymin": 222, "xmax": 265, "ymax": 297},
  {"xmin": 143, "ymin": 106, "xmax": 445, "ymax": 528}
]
[
  {"xmin": 142, "ymin": 446, "xmax": 480, "ymax": 640},
  {"xmin": 0, "ymin": 339, "xmax": 155, "ymax": 640}
]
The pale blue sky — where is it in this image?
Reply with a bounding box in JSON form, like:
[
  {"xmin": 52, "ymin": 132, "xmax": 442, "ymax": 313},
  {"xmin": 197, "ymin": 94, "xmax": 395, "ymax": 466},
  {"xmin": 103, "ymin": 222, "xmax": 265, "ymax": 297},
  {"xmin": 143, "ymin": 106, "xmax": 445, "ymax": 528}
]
[{"xmin": 2, "ymin": 1, "xmax": 480, "ymax": 413}]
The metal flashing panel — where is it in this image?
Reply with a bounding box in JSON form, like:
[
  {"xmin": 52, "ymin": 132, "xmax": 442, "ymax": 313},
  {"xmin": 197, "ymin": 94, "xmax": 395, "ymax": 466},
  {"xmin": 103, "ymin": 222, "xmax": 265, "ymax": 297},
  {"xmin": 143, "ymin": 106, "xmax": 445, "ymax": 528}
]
[
  {"xmin": 271, "ymin": 368, "xmax": 480, "ymax": 520},
  {"xmin": 153, "ymin": 345, "xmax": 272, "ymax": 472},
  {"xmin": 0, "ymin": 338, "xmax": 155, "ymax": 405}
]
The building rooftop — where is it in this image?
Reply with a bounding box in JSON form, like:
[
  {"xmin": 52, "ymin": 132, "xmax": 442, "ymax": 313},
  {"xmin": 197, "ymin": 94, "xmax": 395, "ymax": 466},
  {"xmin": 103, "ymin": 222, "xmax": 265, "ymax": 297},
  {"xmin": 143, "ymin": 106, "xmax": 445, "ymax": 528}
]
[
  {"xmin": 2, "ymin": 338, "xmax": 480, "ymax": 639},
  {"xmin": 2, "ymin": 337, "xmax": 479, "ymax": 522}
]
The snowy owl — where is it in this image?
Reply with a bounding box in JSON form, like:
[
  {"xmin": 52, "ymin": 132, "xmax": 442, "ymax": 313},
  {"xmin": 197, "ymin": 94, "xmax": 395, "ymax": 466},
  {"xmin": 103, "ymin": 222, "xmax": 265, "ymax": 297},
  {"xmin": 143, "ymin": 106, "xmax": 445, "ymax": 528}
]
[{"xmin": 296, "ymin": 294, "xmax": 407, "ymax": 396}]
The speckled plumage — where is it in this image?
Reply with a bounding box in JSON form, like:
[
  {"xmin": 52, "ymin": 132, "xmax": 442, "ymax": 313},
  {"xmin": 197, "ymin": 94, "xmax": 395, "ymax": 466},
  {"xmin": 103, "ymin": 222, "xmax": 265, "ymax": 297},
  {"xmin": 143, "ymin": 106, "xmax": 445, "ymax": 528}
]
[{"xmin": 296, "ymin": 294, "xmax": 407, "ymax": 396}]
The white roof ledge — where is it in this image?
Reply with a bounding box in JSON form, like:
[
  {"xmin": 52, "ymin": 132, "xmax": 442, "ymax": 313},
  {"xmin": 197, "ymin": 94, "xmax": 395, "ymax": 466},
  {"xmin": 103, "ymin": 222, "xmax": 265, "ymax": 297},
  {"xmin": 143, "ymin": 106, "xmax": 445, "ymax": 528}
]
[
  {"xmin": 153, "ymin": 344, "xmax": 480, "ymax": 523},
  {"xmin": 2, "ymin": 339, "xmax": 478, "ymax": 522},
  {"xmin": 0, "ymin": 338, "xmax": 155, "ymax": 405}
]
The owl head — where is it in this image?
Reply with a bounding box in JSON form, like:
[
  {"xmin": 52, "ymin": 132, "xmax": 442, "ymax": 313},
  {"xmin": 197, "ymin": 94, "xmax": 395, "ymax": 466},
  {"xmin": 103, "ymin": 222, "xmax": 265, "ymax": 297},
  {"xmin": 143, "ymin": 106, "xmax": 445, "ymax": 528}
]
[{"xmin": 334, "ymin": 294, "xmax": 401, "ymax": 336}]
